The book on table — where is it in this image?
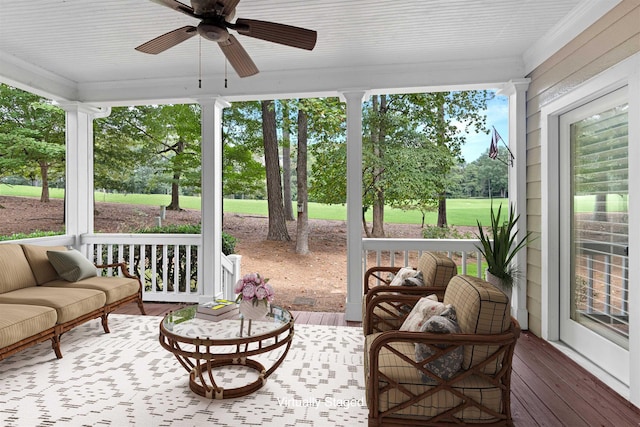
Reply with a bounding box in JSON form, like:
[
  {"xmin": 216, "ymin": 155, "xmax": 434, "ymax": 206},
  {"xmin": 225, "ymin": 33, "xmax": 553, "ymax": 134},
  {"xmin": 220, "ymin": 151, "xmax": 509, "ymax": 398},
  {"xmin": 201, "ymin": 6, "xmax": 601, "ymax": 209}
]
[{"xmin": 197, "ymin": 299, "xmax": 238, "ymax": 316}]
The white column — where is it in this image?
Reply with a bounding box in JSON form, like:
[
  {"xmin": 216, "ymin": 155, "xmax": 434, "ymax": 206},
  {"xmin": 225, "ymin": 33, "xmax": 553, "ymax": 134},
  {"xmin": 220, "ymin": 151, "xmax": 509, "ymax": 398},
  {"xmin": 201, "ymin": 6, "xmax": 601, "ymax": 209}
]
[
  {"xmin": 198, "ymin": 97, "xmax": 229, "ymax": 302},
  {"xmin": 498, "ymin": 79, "xmax": 530, "ymax": 329},
  {"xmin": 342, "ymin": 91, "xmax": 367, "ymax": 322},
  {"xmin": 58, "ymin": 102, "xmax": 110, "ymax": 250}
]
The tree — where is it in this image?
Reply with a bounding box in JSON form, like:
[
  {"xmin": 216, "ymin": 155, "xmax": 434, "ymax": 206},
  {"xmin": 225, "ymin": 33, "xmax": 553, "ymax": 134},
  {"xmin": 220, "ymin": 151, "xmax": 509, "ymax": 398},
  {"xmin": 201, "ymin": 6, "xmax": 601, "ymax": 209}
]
[
  {"xmin": 222, "ymin": 101, "xmax": 266, "ymax": 199},
  {"xmin": 94, "ymin": 106, "xmax": 155, "ymax": 194},
  {"xmin": 295, "ymin": 107, "xmax": 309, "ymax": 254},
  {"xmin": 281, "ymin": 102, "xmax": 295, "ymax": 221},
  {"xmin": 149, "ymin": 105, "xmax": 201, "ymax": 211},
  {"xmin": 412, "ymin": 91, "xmax": 491, "ymax": 227},
  {"xmin": 0, "ymin": 84, "xmax": 65, "ymax": 202},
  {"xmin": 261, "ymin": 100, "xmax": 290, "ymax": 241}
]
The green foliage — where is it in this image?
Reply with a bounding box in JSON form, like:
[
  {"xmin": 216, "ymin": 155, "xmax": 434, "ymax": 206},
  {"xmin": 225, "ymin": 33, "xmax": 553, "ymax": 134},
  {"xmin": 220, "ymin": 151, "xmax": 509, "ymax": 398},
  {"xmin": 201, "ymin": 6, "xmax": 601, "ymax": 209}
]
[
  {"xmin": 0, "ymin": 230, "xmax": 63, "ymax": 241},
  {"xmin": 421, "ymin": 225, "xmax": 473, "ymax": 240},
  {"xmin": 134, "ymin": 223, "xmax": 236, "ymax": 255},
  {"xmin": 475, "ymin": 203, "xmax": 533, "ymax": 287},
  {"xmin": 0, "ymin": 84, "xmax": 65, "ymax": 200}
]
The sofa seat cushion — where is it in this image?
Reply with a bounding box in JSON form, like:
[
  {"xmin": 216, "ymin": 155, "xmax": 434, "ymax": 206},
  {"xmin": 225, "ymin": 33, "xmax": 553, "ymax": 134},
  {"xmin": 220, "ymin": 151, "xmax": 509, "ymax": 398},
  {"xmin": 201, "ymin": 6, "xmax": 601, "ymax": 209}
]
[
  {"xmin": 0, "ymin": 304, "xmax": 57, "ymax": 348},
  {"xmin": 43, "ymin": 276, "xmax": 139, "ymax": 305},
  {"xmin": 0, "ymin": 287, "xmax": 106, "ymax": 324},
  {"xmin": 20, "ymin": 244, "xmax": 67, "ymax": 285},
  {"xmin": 365, "ymin": 333, "xmax": 502, "ymax": 422},
  {"xmin": 0, "ymin": 245, "xmax": 37, "ymax": 293}
]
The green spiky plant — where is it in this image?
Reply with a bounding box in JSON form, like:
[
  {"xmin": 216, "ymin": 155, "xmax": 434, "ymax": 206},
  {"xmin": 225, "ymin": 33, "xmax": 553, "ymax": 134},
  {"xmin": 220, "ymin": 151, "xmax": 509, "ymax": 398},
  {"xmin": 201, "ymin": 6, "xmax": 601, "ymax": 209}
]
[{"xmin": 475, "ymin": 203, "xmax": 533, "ymax": 288}]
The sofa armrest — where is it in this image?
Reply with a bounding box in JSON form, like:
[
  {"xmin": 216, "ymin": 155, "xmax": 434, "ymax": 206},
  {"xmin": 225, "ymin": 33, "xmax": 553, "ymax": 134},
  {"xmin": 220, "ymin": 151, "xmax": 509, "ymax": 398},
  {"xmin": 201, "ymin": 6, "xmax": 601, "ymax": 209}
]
[{"xmin": 94, "ymin": 262, "xmax": 139, "ymax": 280}]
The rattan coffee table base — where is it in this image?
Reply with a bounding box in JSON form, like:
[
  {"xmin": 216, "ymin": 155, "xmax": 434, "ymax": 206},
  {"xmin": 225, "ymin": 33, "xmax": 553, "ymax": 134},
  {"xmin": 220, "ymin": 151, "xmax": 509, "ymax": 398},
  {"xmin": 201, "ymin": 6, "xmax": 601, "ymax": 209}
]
[{"xmin": 189, "ymin": 358, "xmax": 267, "ymax": 399}]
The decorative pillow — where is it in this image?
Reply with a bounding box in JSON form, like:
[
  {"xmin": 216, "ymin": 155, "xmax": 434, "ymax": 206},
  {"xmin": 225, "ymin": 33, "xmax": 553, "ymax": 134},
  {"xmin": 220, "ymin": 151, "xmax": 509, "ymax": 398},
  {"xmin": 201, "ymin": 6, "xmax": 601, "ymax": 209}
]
[
  {"xmin": 415, "ymin": 305, "xmax": 463, "ymax": 383},
  {"xmin": 389, "ymin": 267, "xmax": 421, "ymax": 287},
  {"xmin": 47, "ymin": 249, "xmax": 97, "ymax": 282},
  {"xmin": 402, "ymin": 271, "xmax": 423, "ymax": 287},
  {"xmin": 399, "ymin": 294, "xmax": 446, "ymax": 331}
]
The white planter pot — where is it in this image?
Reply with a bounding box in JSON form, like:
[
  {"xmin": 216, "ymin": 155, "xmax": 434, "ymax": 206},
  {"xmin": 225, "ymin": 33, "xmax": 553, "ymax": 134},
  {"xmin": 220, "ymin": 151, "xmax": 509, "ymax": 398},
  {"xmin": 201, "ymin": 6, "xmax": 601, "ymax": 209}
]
[
  {"xmin": 485, "ymin": 269, "xmax": 512, "ymax": 301},
  {"xmin": 239, "ymin": 299, "xmax": 270, "ymax": 320}
]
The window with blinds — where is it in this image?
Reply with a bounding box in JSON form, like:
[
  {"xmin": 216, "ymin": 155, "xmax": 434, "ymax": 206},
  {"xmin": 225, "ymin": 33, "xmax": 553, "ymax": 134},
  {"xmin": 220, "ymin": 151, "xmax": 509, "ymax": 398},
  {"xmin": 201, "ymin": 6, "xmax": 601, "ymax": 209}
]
[{"xmin": 570, "ymin": 98, "xmax": 629, "ymax": 349}]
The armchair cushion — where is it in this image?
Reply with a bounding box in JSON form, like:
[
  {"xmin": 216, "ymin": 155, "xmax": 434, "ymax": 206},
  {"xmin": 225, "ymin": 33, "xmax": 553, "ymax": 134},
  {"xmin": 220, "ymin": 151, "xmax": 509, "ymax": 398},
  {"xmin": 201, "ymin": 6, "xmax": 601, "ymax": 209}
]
[
  {"xmin": 417, "ymin": 252, "xmax": 457, "ymax": 288},
  {"xmin": 443, "ymin": 275, "xmax": 511, "ymax": 374}
]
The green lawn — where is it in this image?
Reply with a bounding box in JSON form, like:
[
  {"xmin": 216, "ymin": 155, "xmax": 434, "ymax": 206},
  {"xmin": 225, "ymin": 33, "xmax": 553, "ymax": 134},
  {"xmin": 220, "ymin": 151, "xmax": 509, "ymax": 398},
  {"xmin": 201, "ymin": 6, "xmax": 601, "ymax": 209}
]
[{"xmin": 2, "ymin": 184, "xmax": 509, "ymax": 226}]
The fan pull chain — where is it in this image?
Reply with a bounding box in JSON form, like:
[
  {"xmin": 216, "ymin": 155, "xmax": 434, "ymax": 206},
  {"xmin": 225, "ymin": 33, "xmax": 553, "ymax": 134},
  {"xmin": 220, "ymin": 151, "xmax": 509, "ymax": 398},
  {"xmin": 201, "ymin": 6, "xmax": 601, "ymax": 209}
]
[
  {"xmin": 224, "ymin": 59, "xmax": 228, "ymax": 88},
  {"xmin": 198, "ymin": 38, "xmax": 202, "ymax": 89}
]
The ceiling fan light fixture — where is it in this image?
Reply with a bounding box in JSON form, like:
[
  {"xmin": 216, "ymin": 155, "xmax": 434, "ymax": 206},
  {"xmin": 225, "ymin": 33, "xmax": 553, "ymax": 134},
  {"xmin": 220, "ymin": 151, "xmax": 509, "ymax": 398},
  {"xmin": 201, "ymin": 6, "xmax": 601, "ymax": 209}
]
[{"xmin": 196, "ymin": 23, "xmax": 229, "ymax": 42}]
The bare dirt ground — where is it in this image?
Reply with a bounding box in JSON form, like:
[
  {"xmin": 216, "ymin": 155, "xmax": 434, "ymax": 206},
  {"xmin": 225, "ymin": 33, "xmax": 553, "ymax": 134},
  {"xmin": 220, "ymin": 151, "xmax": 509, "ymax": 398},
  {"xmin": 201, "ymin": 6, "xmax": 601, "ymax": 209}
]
[{"xmin": 0, "ymin": 195, "xmax": 429, "ymax": 312}]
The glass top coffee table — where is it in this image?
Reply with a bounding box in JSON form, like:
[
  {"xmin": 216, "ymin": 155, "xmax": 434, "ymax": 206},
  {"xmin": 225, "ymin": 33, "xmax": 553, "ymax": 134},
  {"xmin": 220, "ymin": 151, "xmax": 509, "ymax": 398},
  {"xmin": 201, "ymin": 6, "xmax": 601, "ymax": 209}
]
[{"xmin": 159, "ymin": 304, "xmax": 294, "ymax": 399}]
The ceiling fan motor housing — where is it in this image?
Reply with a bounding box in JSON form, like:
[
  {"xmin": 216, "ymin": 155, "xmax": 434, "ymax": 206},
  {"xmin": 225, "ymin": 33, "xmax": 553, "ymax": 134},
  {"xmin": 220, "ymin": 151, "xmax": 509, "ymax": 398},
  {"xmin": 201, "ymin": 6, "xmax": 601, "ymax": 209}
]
[{"xmin": 197, "ymin": 22, "xmax": 230, "ymax": 42}]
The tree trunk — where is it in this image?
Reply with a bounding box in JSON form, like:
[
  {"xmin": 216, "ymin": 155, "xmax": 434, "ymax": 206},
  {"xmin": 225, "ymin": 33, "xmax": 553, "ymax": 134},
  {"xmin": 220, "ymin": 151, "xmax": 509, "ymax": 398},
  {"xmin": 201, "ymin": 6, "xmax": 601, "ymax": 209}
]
[
  {"xmin": 261, "ymin": 100, "xmax": 291, "ymax": 241},
  {"xmin": 282, "ymin": 105, "xmax": 294, "ymax": 221},
  {"xmin": 362, "ymin": 207, "xmax": 372, "ymax": 238},
  {"xmin": 436, "ymin": 102, "xmax": 447, "ymax": 228},
  {"xmin": 371, "ymin": 95, "xmax": 386, "ymax": 238},
  {"xmin": 295, "ymin": 108, "xmax": 309, "ymax": 254},
  {"xmin": 166, "ymin": 138, "xmax": 184, "ymax": 211},
  {"xmin": 39, "ymin": 161, "xmax": 49, "ymax": 202},
  {"xmin": 437, "ymin": 194, "xmax": 448, "ymax": 228}
]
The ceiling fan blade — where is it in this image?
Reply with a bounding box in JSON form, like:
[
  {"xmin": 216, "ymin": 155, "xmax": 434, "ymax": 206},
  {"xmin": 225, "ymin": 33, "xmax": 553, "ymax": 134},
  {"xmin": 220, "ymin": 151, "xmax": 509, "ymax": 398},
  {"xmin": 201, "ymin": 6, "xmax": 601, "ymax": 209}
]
[
  {"xmin": 234, "ymin": 19, "xmax": 317, "ymax": 50},
  {"xmin": 148, "ymin": 0, "xmax": 196, "ymax": 18},
  {"xmin": 218, "ymin": 35, "xmax": 259, "ymax": 78},
  {"xmin": 135, "ymin": 26, "xmax": 198, "ymax": 54}
]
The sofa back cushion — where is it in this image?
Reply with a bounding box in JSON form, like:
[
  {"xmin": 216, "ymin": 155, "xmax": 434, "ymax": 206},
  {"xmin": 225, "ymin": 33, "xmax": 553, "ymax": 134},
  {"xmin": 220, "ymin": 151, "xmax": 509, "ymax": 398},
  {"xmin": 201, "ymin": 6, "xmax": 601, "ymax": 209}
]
[
  {"xmin": 417, "ymin": 252, "xmax": 457, "ymax": 288},
  {"xmin": 443, "ymin": 275, "xmax": 511, "ymax": 374},
  {"xmin": 0, "ymin": 244, "xmax": 38, "ymax": 293},
  {"xmin": 21, "ymin": 244, "xmax": 67, "ymax": 285}
]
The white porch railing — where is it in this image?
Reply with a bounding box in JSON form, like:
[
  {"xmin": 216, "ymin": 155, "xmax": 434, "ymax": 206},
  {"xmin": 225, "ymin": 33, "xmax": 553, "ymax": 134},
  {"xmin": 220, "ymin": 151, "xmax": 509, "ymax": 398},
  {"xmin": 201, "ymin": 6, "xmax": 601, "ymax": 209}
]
[
  {"xmin": 362, "ymin": 238, "xmax": 486, "ymax": 282},
  {"xmin": 80, "ymin": 234, "xmax": 241, "ymax": 303}
]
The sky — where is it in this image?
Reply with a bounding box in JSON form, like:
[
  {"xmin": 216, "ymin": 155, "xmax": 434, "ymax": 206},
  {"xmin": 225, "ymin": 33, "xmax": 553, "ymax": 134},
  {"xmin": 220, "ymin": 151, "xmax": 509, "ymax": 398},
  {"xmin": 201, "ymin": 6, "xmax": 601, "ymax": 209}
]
[{"xmin": 459, "ymin": 93, "xmax": 509, "ymax": 163}]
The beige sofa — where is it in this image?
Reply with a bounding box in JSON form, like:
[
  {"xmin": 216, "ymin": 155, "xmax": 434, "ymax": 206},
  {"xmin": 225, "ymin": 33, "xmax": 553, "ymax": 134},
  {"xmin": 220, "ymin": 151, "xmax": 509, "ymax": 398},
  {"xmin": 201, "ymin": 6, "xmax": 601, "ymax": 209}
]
[{"xmin": 0, "ymin": 244, "xmax": 145, "ymax": 360}]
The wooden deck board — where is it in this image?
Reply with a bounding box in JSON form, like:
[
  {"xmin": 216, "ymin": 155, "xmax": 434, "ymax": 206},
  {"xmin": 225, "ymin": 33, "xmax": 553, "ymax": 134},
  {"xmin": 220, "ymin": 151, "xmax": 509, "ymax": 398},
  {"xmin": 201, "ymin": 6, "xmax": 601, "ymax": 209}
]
[{"xmin": 113, "ymin": 302, "xmax": 640, "ymax": 425}]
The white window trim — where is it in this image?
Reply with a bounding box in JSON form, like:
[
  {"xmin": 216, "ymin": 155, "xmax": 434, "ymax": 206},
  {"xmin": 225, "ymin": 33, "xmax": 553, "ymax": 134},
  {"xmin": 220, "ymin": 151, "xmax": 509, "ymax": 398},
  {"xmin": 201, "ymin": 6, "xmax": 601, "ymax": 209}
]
[{"xmin": 540, "ymin": 52, "xmax": 640, "ymax": 406}]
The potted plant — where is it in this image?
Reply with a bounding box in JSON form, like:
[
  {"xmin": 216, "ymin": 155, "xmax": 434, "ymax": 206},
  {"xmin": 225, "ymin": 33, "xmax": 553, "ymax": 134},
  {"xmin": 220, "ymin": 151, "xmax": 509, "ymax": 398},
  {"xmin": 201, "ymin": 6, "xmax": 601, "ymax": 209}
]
[{"xmin": 475, "ymin": 203, "xmax": 533, "ymax": 298}]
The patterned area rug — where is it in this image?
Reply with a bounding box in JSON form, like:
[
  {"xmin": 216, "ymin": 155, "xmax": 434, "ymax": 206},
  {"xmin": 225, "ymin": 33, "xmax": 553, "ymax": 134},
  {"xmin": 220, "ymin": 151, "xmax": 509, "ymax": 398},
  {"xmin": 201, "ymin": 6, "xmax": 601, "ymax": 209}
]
[{"xmin": 0, "ymin": 314, "xmax": 366, "ymax": 426}]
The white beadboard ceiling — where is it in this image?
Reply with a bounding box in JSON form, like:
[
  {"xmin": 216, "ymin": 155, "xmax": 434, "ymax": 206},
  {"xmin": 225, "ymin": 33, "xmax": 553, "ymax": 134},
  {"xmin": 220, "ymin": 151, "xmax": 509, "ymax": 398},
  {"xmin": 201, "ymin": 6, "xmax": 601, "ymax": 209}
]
[{"xmin": 0, "ymin": 0, "xmax": 619, "ymax": 104}]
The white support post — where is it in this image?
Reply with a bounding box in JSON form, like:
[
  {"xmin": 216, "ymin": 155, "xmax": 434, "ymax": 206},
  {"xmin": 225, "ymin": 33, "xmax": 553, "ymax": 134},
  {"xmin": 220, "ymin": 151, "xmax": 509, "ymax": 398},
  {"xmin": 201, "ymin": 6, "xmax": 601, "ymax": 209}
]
[
  {"xmin": 342, "ymin": 90, "xmax": 367, "ymax": 322},
  {"xmin": 198, "ymin": 97, "xmax": 229, "ymax": 302},
  {"xmin": 58, "ymin": 102, "xmax": 110, "ymax": 252},
  {"xmin": 498, "ymin": 79, "xmax": 530, "ymax": 329}
]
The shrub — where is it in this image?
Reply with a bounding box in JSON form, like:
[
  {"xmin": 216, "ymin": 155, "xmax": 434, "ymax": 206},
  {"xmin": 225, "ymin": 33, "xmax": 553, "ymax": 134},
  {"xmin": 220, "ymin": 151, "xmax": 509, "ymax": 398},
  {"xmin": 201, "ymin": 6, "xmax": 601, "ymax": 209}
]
[
  {"xmin": 421, "ymin": 225, "xmax": 473, "ymax": 240},
  {"xmin": 135, "ymin": 224, "xmax": 237, "ymax": 255},
  {"xmin": 0, "ymin": 230, "xmax": 63, "ymax": 241}
]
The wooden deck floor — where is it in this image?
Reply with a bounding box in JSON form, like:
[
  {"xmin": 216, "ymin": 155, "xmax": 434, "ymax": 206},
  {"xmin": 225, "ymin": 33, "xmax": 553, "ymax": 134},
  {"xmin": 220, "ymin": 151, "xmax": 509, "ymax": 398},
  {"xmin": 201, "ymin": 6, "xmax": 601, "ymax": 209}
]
[{"xmin": 114, "ymin": 302, "xmax": 640, "ymax": 426}]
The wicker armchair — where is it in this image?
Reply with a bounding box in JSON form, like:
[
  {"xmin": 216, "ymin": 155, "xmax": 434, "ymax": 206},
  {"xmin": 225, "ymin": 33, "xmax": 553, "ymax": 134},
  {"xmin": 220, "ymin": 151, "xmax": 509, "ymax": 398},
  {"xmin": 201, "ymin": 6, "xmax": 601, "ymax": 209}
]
[
  {"xmin": 364, "ymin": 275, "xmax": 521, "ymax": 426},
  {"xmin": 363, "ymin": 252, "xmax": 457, "ymax": 335}
]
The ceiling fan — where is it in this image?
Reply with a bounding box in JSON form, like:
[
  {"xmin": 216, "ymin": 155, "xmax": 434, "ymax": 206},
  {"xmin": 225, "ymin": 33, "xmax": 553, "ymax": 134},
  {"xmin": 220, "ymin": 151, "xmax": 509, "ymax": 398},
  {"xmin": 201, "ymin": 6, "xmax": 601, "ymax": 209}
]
[{"xmin": 135, "ymin": 0, "xmax": 317, "ymax": 78}]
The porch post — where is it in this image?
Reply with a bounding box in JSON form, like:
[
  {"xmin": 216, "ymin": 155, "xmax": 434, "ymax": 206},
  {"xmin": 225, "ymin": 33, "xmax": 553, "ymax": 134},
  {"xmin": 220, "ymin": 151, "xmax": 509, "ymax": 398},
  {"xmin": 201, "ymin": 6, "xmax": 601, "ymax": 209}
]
[
  {"xmin": 198, "ymin": 97, "xmax": 229, "ymax": 302},
  {"xmin": 58, "ymin": 102, "xmax": 110, "ymax": 249},
  {"xmin": 499, "ymin": 79, "xmax": 530, "ymax": 329},
  {"xmin": 342, "ymin": 90, "xmax": 366, "ymax": 322}
]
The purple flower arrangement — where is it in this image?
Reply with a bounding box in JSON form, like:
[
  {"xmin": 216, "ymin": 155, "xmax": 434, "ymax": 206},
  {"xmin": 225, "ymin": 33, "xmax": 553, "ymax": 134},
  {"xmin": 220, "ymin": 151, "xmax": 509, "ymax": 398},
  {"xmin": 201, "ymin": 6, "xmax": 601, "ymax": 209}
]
[{"xmin": 234, "ymin": 273, "xmax": 275, "ymax": 307}]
